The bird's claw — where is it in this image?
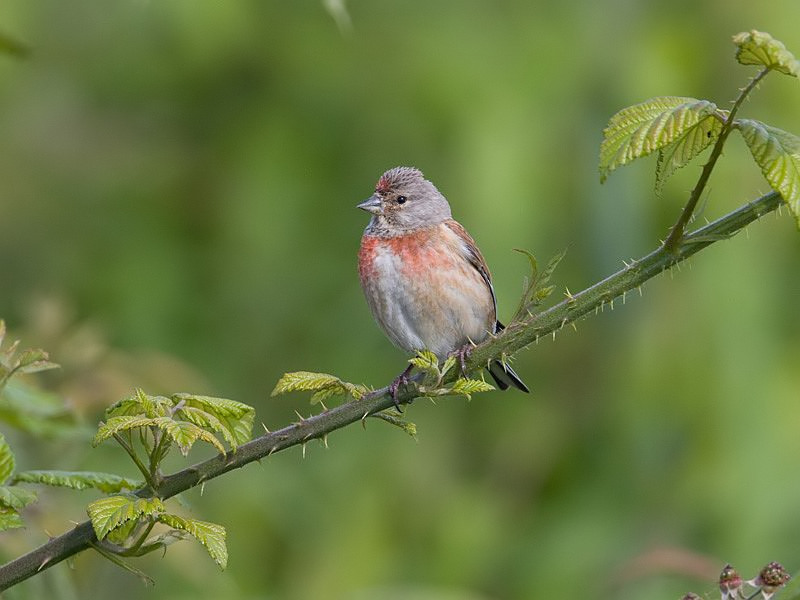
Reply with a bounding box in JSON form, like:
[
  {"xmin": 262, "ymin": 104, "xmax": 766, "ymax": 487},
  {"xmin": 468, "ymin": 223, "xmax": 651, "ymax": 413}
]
[
  {"xmin": 388, "ymin": 364, "xmax": 413, "ymax": 411},
  {"xmin": 454, "ymin": 344, "xmax": 473, "ymax": 378}
]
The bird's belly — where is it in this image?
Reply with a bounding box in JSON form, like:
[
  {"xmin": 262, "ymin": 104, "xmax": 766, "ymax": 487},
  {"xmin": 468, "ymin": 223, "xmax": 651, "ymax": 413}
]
[{"xmin": 360, "ymin": 235, "xmax": 494, "ymax": 358}]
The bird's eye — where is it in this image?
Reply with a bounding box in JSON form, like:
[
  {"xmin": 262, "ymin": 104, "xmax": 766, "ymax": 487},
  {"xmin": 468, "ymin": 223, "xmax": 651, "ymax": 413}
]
[{"xmin": 396, "ymin": 195, "xmax": 407, "ymax": 204}]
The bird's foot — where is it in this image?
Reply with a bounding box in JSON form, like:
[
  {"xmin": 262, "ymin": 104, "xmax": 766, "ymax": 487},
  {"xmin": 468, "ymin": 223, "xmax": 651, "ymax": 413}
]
[
  {"xmin": 453, "ymin": 343, "xmax": 474, "ymax": 378},
  {"xmin": 388, "ymin": 364, "xmax": 414, "ymax": 411}
]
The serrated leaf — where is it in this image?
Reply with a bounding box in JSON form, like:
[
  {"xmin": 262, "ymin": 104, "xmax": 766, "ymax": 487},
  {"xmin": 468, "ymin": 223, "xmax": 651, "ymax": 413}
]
[
  {"xmin": 737, "ymin": 119, "xmax": 800, "ymax": 226},
  {"xmin": 371, "ymin": 411, "xmax": 417, "ymax": 438},
  {"xmin": 172, "ymin": 394, "xmax": 255, "ymax": 445},
  {"xmin": 271, "ymin": 372, "xmax": 367, "ymax": 404},
  {"xmin": 656, "ymin": 115, "xmax": 724, "ymax": 193},
  {"xmin": 733, "ymin": 30, "xmax": 800, "ymax": 77},
  {"xmin": 14, "ymin": 349, "xmax": 59, "ymax": 375},
  {"xmin": 174, "ymin": 406, "xmax": 237, "ymax": 449},
  {"xmin": 449, "ymin": 378, "xmax": 495, "ymax": 400},
  {"xmin": 0, "ymin": 485, "xmax": 36, "ymax": 510},
  {"xmin": 87, "ymin": 495, "xmax": 165, "ymax": 541},
  {"xmin": 409, "ymin": 350, "xmax": 439, "ymax": 373},
  {"xmin": 440, "ymin": 356, "xmax": 457, "ymax": 378},
  {"xmin": 0, "ymin": 506, "xmax": 24, "ymax": 531},
  {"xmin": 0, "ymin": 433, "xmax": 14, "ymax": 483},
  {"xmin": 599, "ymin": 97, "xmax": 720, "ymax": 182},
  {"xmin": 152, "ymin": 417, "xmax": 226, "ymax": 456},
  {"xmin": 93, "ymin": 415, "xmax": 156, "ymax": 447},
  {"xmin": 157, "ymin": 514, "xmax": 227, "ymax": 569},
  {"xmin": 105, "ymin": 517, "xmax": 141, "ymax": 546},
  {"xmin": 512, "ymin": 248, "xmax": 567, "ymax": 322},
  {"xmin": 12, "ymin": 470, "xmax": 141, "ymax": 493},
  {"xmin": 105, "ymin": 389, "xmax": 170, "ymax": 419}
]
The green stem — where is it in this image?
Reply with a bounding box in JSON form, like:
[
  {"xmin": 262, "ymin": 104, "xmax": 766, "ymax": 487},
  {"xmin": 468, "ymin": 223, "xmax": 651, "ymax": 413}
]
[
  {"xmin": 0, "ymin": 190, "xmax": 785, "ymax": 592},
  {"xmin": 663, "ymin": 67, "xmax": 770, "ymax": 251},
  {"xmin": 112, "ymin": 433, "xmax": 157, "ymax": 492}
]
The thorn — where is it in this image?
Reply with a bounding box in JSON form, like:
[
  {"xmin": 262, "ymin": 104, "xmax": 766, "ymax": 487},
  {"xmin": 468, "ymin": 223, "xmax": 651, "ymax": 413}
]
[
  {"xmin": 268, "ymin": 446, "xmax": 277, "ymax": 456},
  {"xmin": 361, "ymin": 412, "xmax": 369, "ymax": 429},
  {"xmin": 551, "ymin": 330, "xmax": 556, "ymax": 341},
  {"xmin": 302, "ymin": 432, "xmax": 313, "ymax": 442},
  {"xmin": 69, "ymin": 520, "xmax": 81, "ymax": 526},
  {"xmin": 319, "ymin": 401, "xmax": 328, "ymax": 411},
  {"xmin": 570, "ymin": 322, "xmax": 577, "ymax": 332},
  {"xmin": 610, "ymin": 299, "xmax": 614, "ymax": 310},
  {"xmin": 200, "ymin": 481, "xmax": 206, "ymax": 496},
  {"xmin": 638, "ymin": 286, "xmax": 643, "ymax": 297},
  {"xmin": 322, "ymin": 434, "xmax": 329, "ymax": 449},
  {"xmin": 564, "ymin": 287, "xmax": 575, "ymax": 301},
  {"xmin": 535, "ymin": 335, "xmax": 539, "ymax": 344},
  {"xmin": 261, "ymin": 423, "xmax": 270, "ymax": 434},
  {"xmin": 294, "ymin": 410, "xmax": 306, "ymax": 422},
  {"xmin": 37, "ymin": 556, "xmax": 52, "ymax": 572},
  {"xmin": 622, "ymin": 291, "xmax": 627, "ymax": 305},
  {"xmin": 44, "ymin": 529, "xmax": 54, "ymax": 540},
  {"xmin": 302, "ymin": 444, "xmax": 307, "ymax": 459}
]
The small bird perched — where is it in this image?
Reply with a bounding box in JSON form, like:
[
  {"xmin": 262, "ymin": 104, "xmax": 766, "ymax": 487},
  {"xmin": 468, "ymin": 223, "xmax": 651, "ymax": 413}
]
[{"xmin": 357, "ymin": 166, "xmax": 529, "ymax": 399}]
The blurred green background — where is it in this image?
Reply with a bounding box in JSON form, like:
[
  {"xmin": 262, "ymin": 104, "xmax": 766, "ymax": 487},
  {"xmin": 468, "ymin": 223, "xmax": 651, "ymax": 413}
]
[{"xmin": 1, "ymin": 1, "xmax": 799, "ymax": 599}]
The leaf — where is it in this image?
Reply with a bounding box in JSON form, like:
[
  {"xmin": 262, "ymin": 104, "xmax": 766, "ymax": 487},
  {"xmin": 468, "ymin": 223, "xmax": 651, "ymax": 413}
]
[
  {"xmin": 408, "ymin": 350, "xmax": 439, "ymax": 373},
  {"xmin": 736, "ymin": 119, "xmax": 800, "ymax": 226},
  {"xmin": 152, "ymin": 417, "xmax": 226, "ymax": 456},
  {"xmin": 105, "ymin": 517, "xmax": 141, "ymax": 546},
  {"xmin": 0, "ymin": 433, "xmax": 14, "ymax": 483},
  {"xmin": 0, "ymin": 506, "xmax": 24, "ymax": 531},
  {"xmin": 93, "ymin": 415, "xmax": 156, "ymax": 446},
  {"xmin": 271, "ymin": 372, "xmax": 368, "ymax": 404},
  {"xmin": 174, "ymin": 406, "xmax": 238, "ymax": 449},
  {"xmin": 371, "ymin": 411, "xmax": 417, "ymax": 438},
  {"xmin": 448, "ymin": 378, "xmax": 495, "ymax": 400},
  {"xmin": 0, "ymin": 379, "xmax": 80, "ymax": 438},
  {"xmin": 12, "ymin": 470, "xmax": 141, "ymax": 493},
  {"xmin": 656, "ymin": 115, "xmax": 724, "ymax": 193},
  {"xmin": 87, "ymin": 495, "xmax": 164, "ymax": 541},
  {"xmin": 733, "ymin": 30, "xmax": 800, "ymax": 77},
  {"xmin": 0, "ymin": 485, "xmax": 36, "ymax": 510},
  {"xmin": 105, "ymin": 389, "xmax": 170, "ymax": 419},
  {"xmin": 599, "ymin": 97, "xmax": 720, "ymax": 182},
  {"xmin": 13, "ymin": 349, "xmax": 59, "ymax": 375},
  {"xmin": 172, "ymin": 394, "xmax": 255, "ymax": 445},
  {"xmin": 512, "ymin": 248, "xmax": 567, "ymax": 322},
  {"xmin": 157, "ymin": 514, "xmax": 227, "ymax": 569}
]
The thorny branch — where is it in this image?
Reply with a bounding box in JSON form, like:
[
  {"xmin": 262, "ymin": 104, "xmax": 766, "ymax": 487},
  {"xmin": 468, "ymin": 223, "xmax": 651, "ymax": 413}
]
[{"xmin": 0, "ymin": 190, "xmax": 785, "ymax": 592}]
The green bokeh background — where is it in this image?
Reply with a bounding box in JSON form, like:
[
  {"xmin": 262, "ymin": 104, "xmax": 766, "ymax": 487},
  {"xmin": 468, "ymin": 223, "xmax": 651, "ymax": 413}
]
[{"xmin": 1, "ymin": 2, "xmax": 799, "ymax": 599}]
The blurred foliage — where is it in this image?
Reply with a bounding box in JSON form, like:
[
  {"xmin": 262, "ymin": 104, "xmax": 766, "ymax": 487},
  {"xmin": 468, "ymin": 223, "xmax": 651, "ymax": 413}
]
[{"xmin": 0, "ymin": 1, "xmax": 799, "ymax": 599}]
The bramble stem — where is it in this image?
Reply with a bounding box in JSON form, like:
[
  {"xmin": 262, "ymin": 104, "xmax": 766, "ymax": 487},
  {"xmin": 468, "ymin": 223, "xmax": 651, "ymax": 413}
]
[
  {"xmin": 663, "ymin": 67, "xmax": 770, "ymax": 251},
  {"xmin": 0, "ymin": 190, "xmax": 785, "ymax": 592}
]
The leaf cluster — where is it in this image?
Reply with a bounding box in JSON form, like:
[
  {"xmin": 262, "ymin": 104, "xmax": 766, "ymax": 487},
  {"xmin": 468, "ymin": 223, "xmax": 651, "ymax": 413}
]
[
  {"xmin": 511, "ymin": 248, "xmax": 567, "ymax": 323},
  {"xmin": 599, "ymin": 30, "xmax": 800, "ymax": 227}
]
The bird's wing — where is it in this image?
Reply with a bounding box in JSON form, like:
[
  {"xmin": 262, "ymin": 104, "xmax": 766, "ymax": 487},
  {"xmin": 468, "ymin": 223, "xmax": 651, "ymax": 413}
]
[{"xmin": 443, "ymin": 219, "xmax": 498, "ymax": 326}]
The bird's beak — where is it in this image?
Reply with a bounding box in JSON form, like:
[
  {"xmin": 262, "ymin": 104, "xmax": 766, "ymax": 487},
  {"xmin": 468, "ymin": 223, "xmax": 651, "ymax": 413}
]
[{"xmin": 357, "ymin": 194, "xmax": 382, "ymax": 215}]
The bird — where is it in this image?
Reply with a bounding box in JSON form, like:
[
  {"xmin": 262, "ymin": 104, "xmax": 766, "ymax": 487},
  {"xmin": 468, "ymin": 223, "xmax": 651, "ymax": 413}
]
[{"xmin": 357, "ymin": 166, "xmax": 529, "ymax": 401}]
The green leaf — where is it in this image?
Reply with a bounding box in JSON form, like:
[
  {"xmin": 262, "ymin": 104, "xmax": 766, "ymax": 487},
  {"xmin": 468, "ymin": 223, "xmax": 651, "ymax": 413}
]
[
  {"xmin": 733, "ymin": 30, "xmax": 800, "ymax": 77},
  {"xmin": 0, "ymin": 506, "xmax": 24, "ymax": 531},
  {"xmin": 105, "ymin": 389, "xmax": 170, "ymax": 419},
  {"xmin": 105, "ymin": 517, "xmax": 141, "ymax": 546},
  {"xmin": 171, "ymin": 394, "xmax": 255, "ymax": 445},
  {"xmin": 656, "ymin": 114, "xmax": 724, "ymax": 193},
  {"xmin": 599, "ymin": 97, "xmax": 720, "ymax": 182},
  {"xmin": 0, "ymin": 379, "xmax": 80, "ymax": 438},
  {"xmin": 12, "ymin": 470, "xmax": 141, "ymax": 493},
  {"xmin": 409, "ymin": 350, "xmax": 439, "ymax": 373},
  {"xmin": 0, "ymin": 433, "xmax": 14, "ymax": 483},
  {"xmin": 371, "ymin": 411, "xmax": 417, "ymax": 438},
  {"xmin": 152, "ymin": 416, "xmax": 226, "ymax": 456},
  {"xmin": 271, "ymin": 372, "xmax": 368, "ymax": 404},
  {"xmin": 512, "ymin": 248, "xmax": 567, "ymax": 322},
  {"xmin": 13, "ymin": 349, "xmax": 58, "ymax": 376},
  {"xmin": 157, "ymin": 513, "xmax": 227, "ymax": 569},
  {"xmin": 448, "ymin": 378, "xmax": 495, "ymax": 400},
  {"xmin": 87, "ymin": 495, "xmax": 165, "ymax": 541},
  {"xmin": 93, "ymin": 415, "xmax": 156, "ymax": 446},
  {"xmin": 0, "ymin": 485, "xmax": 36, "ymax": 510},
  {"xmin": 736, "ymin": 119, "xmax": 800, "ymax": 226},
  {"xmin": 173, "ymin": 406, "xmax": 238, "ymax": 449}
]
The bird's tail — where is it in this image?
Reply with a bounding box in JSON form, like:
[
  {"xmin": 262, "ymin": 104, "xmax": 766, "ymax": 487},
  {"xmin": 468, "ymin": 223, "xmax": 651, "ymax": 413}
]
[
  {"xmin": 487, "ymin": 360, "xmax": 529, "ymax": 393},
  {"xmin": 486, "ymin": 320, "xmax": 529, "ymax": 392}
]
